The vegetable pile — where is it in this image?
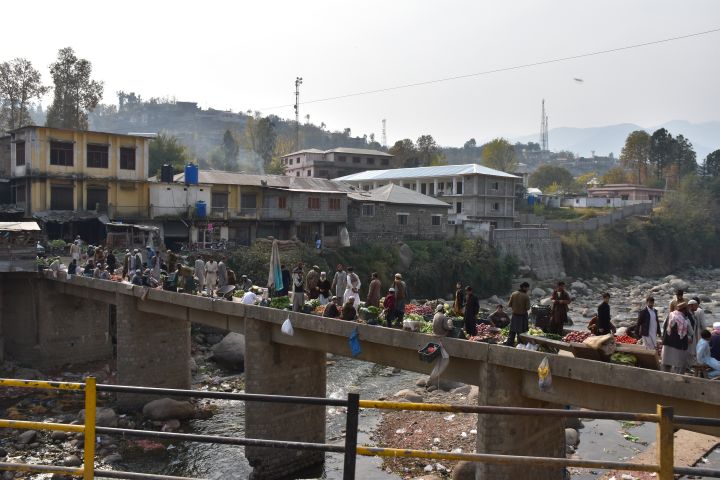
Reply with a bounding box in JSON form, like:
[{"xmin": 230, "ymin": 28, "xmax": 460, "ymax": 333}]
[
  {"xmin": 610, "ymin": 352, "xmax": 638, "ymax": 366},
  {"xmin": 615, "ymin": 335, "xmax": 637, "ymax": 344},
  {"xmin": 269, "ymin": 296, "xmax": 291, "ymax": 310},
  {"xmin": 562, "ymin": 331, "xmax": 592, "ymax": 343},
  {"xmin": 405, "ymin": 304, "xmax": 433, "ymax": 316}
]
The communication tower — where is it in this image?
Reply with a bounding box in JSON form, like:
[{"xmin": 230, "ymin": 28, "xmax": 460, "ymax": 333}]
[
  {"xmin": 540, "ymin": 99, "xmax": 549, "ymax": 151},
  {"xmin": 381, "ymin": 119, "xmax": 387, "ymax": 147}
]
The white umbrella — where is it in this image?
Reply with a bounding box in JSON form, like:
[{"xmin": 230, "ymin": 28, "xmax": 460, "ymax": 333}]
[{"xmin": 268, "ymin": 239, "xmax": 283, "ymax": 292}]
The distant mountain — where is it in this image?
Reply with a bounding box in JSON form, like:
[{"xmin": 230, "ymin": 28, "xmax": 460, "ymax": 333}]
[{"xmin": 514, "ymin": 120, "xmax": 720, "ymax": 160}]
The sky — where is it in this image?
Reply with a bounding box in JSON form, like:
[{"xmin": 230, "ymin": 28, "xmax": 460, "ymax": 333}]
[{"xmin": 1, "ymin": 0, "xmax": 719, "ymax": 147}]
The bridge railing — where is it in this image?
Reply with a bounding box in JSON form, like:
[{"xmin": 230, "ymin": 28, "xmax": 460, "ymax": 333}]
[{"xmin": 1, "ymin": 378, "xmax": 719, "ymax": 479}]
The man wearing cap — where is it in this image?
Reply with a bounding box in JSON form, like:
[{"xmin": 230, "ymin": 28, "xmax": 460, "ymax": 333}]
[
  {"xmin": 292, "ymin": 264, "xmax": 305, "ymax": 312},
  {"xmin": 691, "ymin": 297, "xmax": 708, "ymax": 330},
  {"xmin": 331, "ymin": 264, "xmax": 347, "ymax": 300},
  {"xmin": 505, "ymin": 282, "xmax": 531, "ymax": 346},
  {"xmin": 344, "ymin": 267, "xmax": 361, "ymax": 311},
  {"xmin": 69, "ymin": 239, "xmax": 81, "ymax": 263},
  {"xmin": 661, "ymin": 302, "xmax": 690, "ymax": 374},
  {"xmin": 393, "ymin": 273, "xmax": 407, "ymax": 323},
  {"xmin": 383, "ymin": 288, "xmax": 398, "ymax": 327},
  {"xmin": 366, "ymin": 272, "xmax": 381, "ymax": 308},
  {"xmin": 323, "ymin": 296, "xmax": 341, "ymax": 319},
  {"xmin": 131, "ymin": 269, "xmax": 143, "ymax": 286},
  {"xmin": 637, "ymin": 296, "xmax": 660, "ymax": 350},
  {"xmin": 123, "ymin": 249, "xmax": 131, "ymax": 279},
  {"xmin": 669, "ymin": 289, "xmax": 686, "ymax": 313},
  {"xmin": 307, "ymin": 265, "xmax": 321, "ymax": 300},
  {"xmin": 686, "ymin": 299, "xmax": 701, "ymax": 368},
  {"xmin": 432, "ymin": 304, "xmax": 453, "ymax": 337},
  {"xmin": 240, "ymin": 274, "xmax": 253, "ymax": 292}
]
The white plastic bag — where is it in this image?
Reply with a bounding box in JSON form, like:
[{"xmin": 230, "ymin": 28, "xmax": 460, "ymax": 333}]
[
  {"xmin": 281, "ymin": 318, "xmax": 294, "ymax": 336},
  {"xmin": 538, "ymin": 357, "xmax": 552, "ymax": 392}
]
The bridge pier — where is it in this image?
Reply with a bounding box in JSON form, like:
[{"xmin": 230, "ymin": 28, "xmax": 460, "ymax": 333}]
[
  {"xmin": 0, "ymin": 274, "xmax": 112, "ymax": 369},
  {"xmin": 114, "ymin": 291, "xmax": 191, "ymax": 409},
  {"xmin": 475, "ymin": 363, "xmax": 566, "ymax": 479},
  {"xmin": 244, "ymin": 316, "xmax": 327, "ymax": 480}
]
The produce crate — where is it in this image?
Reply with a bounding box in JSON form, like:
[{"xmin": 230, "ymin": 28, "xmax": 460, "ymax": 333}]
[{"xmin": 418, "ymin": 342, "xmax": 442, "ymax": 362}]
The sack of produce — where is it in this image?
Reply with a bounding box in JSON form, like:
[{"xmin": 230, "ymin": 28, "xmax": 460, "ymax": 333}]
[{"xmin": 582, "ymin": 333, "xmax": 616, "ymax": 356}]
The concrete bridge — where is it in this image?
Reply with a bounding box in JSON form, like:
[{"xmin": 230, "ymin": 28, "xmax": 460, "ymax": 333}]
[{"xmin": 1, "ymin": 273, "xmax": 719, "ymax": 480}]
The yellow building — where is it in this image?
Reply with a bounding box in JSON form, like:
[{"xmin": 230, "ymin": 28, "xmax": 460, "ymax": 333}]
[{"xmin": 5, "ymin": 126, "xmax": 152, "ymax": 242}]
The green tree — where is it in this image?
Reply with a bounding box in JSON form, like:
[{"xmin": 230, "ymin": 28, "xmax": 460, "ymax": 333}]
[
  {"xmin": 416, "ymin": 134, "xmax": 443, "ymax": 166},
  {"xmin": 703, "ymin": 149, "xmax": 720, "ymax": 177},
  {"xmin": 463, "ymin": 138, "xmax": 477, "ymax": 149},
  {"xmin": 243, "ymin": 113, "xmax": 277, "ymax": 168},
  {"xmin": 601, "ymin": 166, "xmax": 631, "ymax": 184},
  {"xmin": 149, "ymin": 133, "xmax": 190, "ymax": 176},
  {"xmin": 0, "ymin": 58, "xmax": 48, "ymax": 132},
  {"xmin": 620, "ymin": 130, "xmax": 650, "ymax": 184},
  {"xmin": 267, "ymin": 135, "xmax": 294, "ymax": 175},
  {"xmin": 672, "ymin": 134, "xmax": 696, "ymax": 177},
  {"xmin": 45, "ymin": 47, "xmax": 104, "ymax": 130},
  {"xmin": 528, "ymin": 165, "xmax": 574, "ymax": 191},
  {"xmin": 481, "ymin": 138, "xmax": 518, "ymax": 173},
  {"xmin": 649, "ymin": 128, "xmax": 674, "ymax": 181},
  {"xmin": 389, "ymin": 138, "xmax": 419, "ymax": 167}
]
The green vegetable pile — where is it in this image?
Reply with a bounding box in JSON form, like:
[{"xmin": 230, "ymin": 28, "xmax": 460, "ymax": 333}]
[
  {"xmin": 420, "ymin": 322, "xmax": 433, "ymax": 334},
  {"xmin": 610, "ymin": 353, "xmax": 637, "ymax": 366},
  {"xmin": 269, "ymin": 296, "xmax": 291, "ymax": 310}
]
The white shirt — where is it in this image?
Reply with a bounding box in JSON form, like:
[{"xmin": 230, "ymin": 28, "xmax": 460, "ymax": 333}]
[
  {"xmin": 694, "ymin": 308, "xmax": 707, "ymax": 330},
  {"xmin": 241, "ymin": 291, "xmax": 258, "ymax": 305},
  {"xmin": 697, "ymin": 338, "xmax": 711, "ymax": 364},
  {"xmin": 647, "ymin": 307, "xmax": 657, "ymax": 338}
]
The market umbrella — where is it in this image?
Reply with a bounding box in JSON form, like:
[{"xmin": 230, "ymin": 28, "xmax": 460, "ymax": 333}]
[{"xmin": 268, "ymin": 239, "xmax": 283, "ymax": 292}]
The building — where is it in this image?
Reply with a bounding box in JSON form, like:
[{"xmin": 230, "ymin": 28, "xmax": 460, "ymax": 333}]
[
  {"xmin": 335, "ymin": 163, "xmax": 521, "ymax": 231},
  {"xmin": 150, "ymin": 170, "xmax": 351, "ymax": 248},
  {"xmin": 587, "ymin": 184, "xmax": 665, "ymax": 205},
  {"xmin": 2, "ymin": 126, "xmax": 152, "ymax": 243},
  {"xmin": 281, "ymin": 147, "xmax": 394, "ymax": 179},
  {"xmin": 346, "ymin": 184, "xmax": 450, "ymax": 243}
]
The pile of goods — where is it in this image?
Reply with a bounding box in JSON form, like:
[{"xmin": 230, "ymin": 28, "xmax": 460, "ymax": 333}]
[
  {"xmin": 405, "ymin": 303, "xmax": 434, "ymax": 322},
  {"xmin": 359, "ymin": 305, "xmax": 382, "ymax": 324},
  {"xmin": 614, "ymin": 335, "xmax": 638, "ymax": 344},
  {"xmin": 469, "ymin": 324, "xmax": 505, "ymax": 343},
  {"xmin": 610, "ymin": 352, "xmax": 638, "ymax": 366},
  {"xmin": 313, "ymin": 304, "xmax": 326, "ymax": 315},
  {"xmin": 269, "ymin": 296, "xmax": 291, "ymax": 310},
  {"xmin": 562, "ymin": 331, "xmax": 592, "ymax": 343}
]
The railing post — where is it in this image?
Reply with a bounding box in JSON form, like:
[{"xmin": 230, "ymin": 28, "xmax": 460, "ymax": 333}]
[
  {"xmin": 343, "ymin": 393, "xmax": 360, "ymax": 480},
  {"xmin": 656, "ymin": 404, "xmax": 674, "ymax": 480},
  {"xmin": 83, "ymin": 377, "xmax": 96, "ymax": 480}
]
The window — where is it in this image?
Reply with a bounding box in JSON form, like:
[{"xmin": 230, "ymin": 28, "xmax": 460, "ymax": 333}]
[
  {"xmin": 457, "ymin": 181, "xmax": 463, "ymax": 194},
  {"xmin": 289, "ymin": 158, "xmax": 293, "ymax": 165},
  {"xmin": 308, "ymin": 197, "xmax": 320, "ymax": 209},
  {"xmin": 14, "ymin": 184, "xmax": 26, "ymax": 204},
  {"xmin": 325, "ymin": 224, "xmax": 339, "ymax": 236},
  {"xmin": 361, "ymin": 204, "xmax": 375, "ymax": 216},
  {"xmin": 381, "ymin": 158, "xmax": 389, "ymax": 166},
  {"xmin": 50, "ymin": 185, "xmax": 74, "ymax": 210},
  {"xmin": 329, "ymin": 198, "xmax": 341, "ymax": 210},
  {"xmin": 421, "ymin": 184, "xmax": 427, "ymax": 195},
  {"xmin": 429, "ymin": 183, "xmax": 435, "ymax": 195},
  {"xmin": 15, "ymin": 142, "xmax": 25, "ymax": 166},
  {"xmin": 87, "ymin": 144, "xmax": 109, "ymax": 168},
  {"xmin": 432, "ymin": 215, "xmax": 441, "ymax": 226},
  {"xmin": 352, "ymin": 156, "xmax": 360, "ymax": 164},
  {"xmin": 491, "ymin": 181, "xmax": 499, "ymax": 190},
  {"xmin": 296, "ymin": 171, "xmax": 300, "ymax": 177},
  {"xmin": 241, "ymin": 193, "xmax": 257, "ymax": 209},
  {"xmin": 397, "ymin": 213, "xmax": 409, "ymax": 225},
  {"xmin": 120, "ymin": 147, "xmax": 136, "ymax": 170},
  {"xmin": 338, "ymin": 155, "xmax": 347, "ymax": 162},
  {"xmin": 278, "ymin": 196, "xmax": 288, "ymax": 209},
  {"xmin": 318, "ymin": 169, "xmax": 329, "ymax": 178},
  {"xmin": 50, "ymin": 141, "xmax": 73, "ymax": 166},
  {"xmin": 86, "ymin": 187, "xmax": 108, "ymax": 212},
  {"xmin": 307, "ymin": 170, "xmax": 312, "ymax": 176},
  {"xmin": 456, "ymin": 202, "xmax": 462, "ymax": 213},
  {"xmin": 492, "ymin": 202, "xmax": 500, "ymax": 211},
  {"xmin": 212, "ymin": 192, "xmax": 229, "ymax": 208},
  {"xmin": 367, "ymin": 157, "xmax": 375, "ymax": 165}
]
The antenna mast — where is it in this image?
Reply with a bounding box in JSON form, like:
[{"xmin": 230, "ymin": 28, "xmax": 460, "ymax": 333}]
[
  {"xmin": 381, "ymin": 119, "xmax": 387, "ymax": 147},
  {"xmin": 294, "ymin": 76, "xmax": 303, "ymax": 149},
  {"xmin": 540, "ymin": 99, "xmax": 549, "ymax": 151}
]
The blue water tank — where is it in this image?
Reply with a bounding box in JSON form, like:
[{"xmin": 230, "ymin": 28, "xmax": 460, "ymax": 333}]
[
  {"xmin": 195, "ymin": 200, "xmax": 207, "ymax": 218},
  {"xmin": 185, "ymin": 163, "xmax": 199, "ymax": 185}
]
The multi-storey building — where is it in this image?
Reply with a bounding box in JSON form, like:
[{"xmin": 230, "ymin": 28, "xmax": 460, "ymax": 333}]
[
  {"xmin": 281, "ymin": 147, "xmax": 394, "ymax": 179},
  {"xmin": 335, "ymin": 163, "xmax": 521, "ymax": 230}
]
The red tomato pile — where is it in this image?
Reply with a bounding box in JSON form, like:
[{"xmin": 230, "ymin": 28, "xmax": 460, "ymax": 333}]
[
  {"xmin": 405, "ymin": 304, "xmax": 434, "ymax": 315},
  {"xmin": 562, "ymin": 331, "xmax": 591, "ymax": 343},
  {"xmin": 615, "ymin": 335, "xmax": 637, "ymax": 344}
]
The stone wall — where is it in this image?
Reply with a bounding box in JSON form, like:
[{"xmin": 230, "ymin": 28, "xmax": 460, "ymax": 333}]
[
  {"xmin": 491, "ymin": 228, "xmax": 564, "ymax": 280},
  {"xmin": 545, "ymin": 203, "xmax": 653, "ymax": 232},
  {"xmin": 347, "ymin": 201, "xmax": 447, "ymax": 244}
]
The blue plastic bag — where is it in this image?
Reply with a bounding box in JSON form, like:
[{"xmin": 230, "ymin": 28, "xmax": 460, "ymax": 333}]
[{"xmin": 349, "ymin": 328, "xmax": 361, "ymax": 357}]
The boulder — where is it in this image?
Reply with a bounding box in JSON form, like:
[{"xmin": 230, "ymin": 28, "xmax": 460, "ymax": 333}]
[
  {"xmin": 570, "ymin": 281, "xmax": 588, "ymax": 293},
  {"xmin": 162, "ymin": 419, "xmax": 181, "ymax": 432},
  {"xmin": 50, "ymin": 431, "xmax": 67, "ymax": 441},
  {"xmin": 211, "ymin": 332, "xmax": 245, "ymax": 370},
  {"xmin": 426, "ymin": 376, "xmax": 465, "ymax": 392},
  {"xmin": 540, "ymin": 297, "xmax": 552, "ymax": 306},
  {"xmin": 565, "ymin": 428, "xmax": 579, "ymax": 447},
  {"xmin": 103, "ymin": 453, "xmax": 123, "ymax": 464},
  {"xmin": 531, "ymin": 288, "xmax": 546, "ymax": 298},
  {"xmin": 393, "ymin": 389, "xmax": 424, "ymax": 403},
  {"xmin": 452, "ymin": 461, "xmax": 477, "ymax": 480},
  {"xmin": 16, "ymin": 430, "xmax": 37, "ymax": 444},
  {"xmin": 451, "ymin": 385, "xmax": 472, "ymax": 395},
  {"xmin": 518, "ymin": 265, "xmax": 532, "ymax": 276},
  {"xmin": 487, "ymin": 295, "xmax": 502, "ymax": 305},
  {"xmin": 466, "ymin": 386, "xmax": 479, "ymax": 405},
  {"xmin": 142, "ymin": 398, "xmax": 195, "ymax": 421},
  {"xmin": 63, "ymin": 455, "xmax": 82, "ymax": 467},
  {"xmin": 78, "ymin": 407, "xmax": 118, "ymax": 428},
  {"xmin": 669, "ymin": 278, "xmax": 688, "ymax": 291}
]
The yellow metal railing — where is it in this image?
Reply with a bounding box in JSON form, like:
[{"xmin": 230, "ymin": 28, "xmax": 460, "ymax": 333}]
[{"xmin": 0, "ymin": 377, "xmax": 95, "ymax": 479}]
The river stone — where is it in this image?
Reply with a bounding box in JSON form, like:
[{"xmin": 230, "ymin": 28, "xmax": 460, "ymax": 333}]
[
  {"xmin": 211, "ymin": 332, "xmax": 245, "ymax": 370},
  {"xmin": 531, "ymin": 288, "xmax": 545, "ymax": 298},
  {"xmin": 451, "ymin": 385, "xmax": 472, "ymax": 395},
  {"xmin": 669, "ymin": 278, "xmax": 688, "ymax": 291},
  {"xmin": 16, "ymin": 430, "xmax": 37, "ymax": 444},
  {"xmin": 143, "ymin": 398, "xmax": 195, "ymax": 421},
  {"xmin": 570, "ymin": 281, "xmax": 588, "ymax": 293},
  {"xmin": 565, "ymin": 428, "xmax": 579, "ymax": 446},
  {"xmin": 51, "ymin": 431, "xmax": 67, "ymax": 441},
  {"xmin": 451, "ymin": 461, "xmax": 476, "ymax": 479},
  {"xmin": 78, "ymin": 407, "xmax": 118, "ymax": 428},
  {"xmin": 162, "ymin": 419, "xmax": 181, "ymax": 432},
  {"xmin": 63, "ymin": 455, "xmax": 82, "ymax": 467},
  {"xmin": 393, "ymin": 389, "xmax": 424, "ymax": 403},
  {"xmin": 487, "ymin": 295, "xmax": 502, "ymax": 305},
  {"xmin": 103, "ymin": 453, "xmax": 123, "ymax": 464},
  {"xmin": 189, "ymin": 357, "xmax": 198, "ymax": 374}
]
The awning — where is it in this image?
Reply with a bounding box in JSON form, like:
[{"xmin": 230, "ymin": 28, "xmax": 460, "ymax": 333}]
[
  {"xmin": 33, "ymin": 210, "xmax": 110, "ymax": 224},
  {"xmin": 0, "ymin": 221, "xmax": 40, "ymax": 231}
]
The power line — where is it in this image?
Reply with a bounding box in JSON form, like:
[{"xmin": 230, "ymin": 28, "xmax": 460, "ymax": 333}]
[{"xmin": 260, "ymin": 26, "xmax": 720, "ymax": 111}]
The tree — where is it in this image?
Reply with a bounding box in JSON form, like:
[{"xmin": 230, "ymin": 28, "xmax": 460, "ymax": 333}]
[
  {"xmin": 46, "ymin": 47, "xmax": 104, "ymax": 130},
  {"xmin": 481, "ymin": 138, "xmax": 518, "ymax": 173},
  {"xmin": 243, "ymin": 113, "xmax": 277, "ymax": 168},
  {"xmin": 702, "ymin": 150, "xmax": 720, "ymax": 177},
  {"xmin": 649, "ymin": 128, "xmax": 674, "ymax": 181},
  {"xmin": 0, "ymin": 58, "xmax": 48, "ymax": 132},
  {"xmin": 463, "ymin": 138, "xmax": 477, "ymax": 149},
  {"xmin": 149, "ymin": 133, "xmax": 190, "ymax": 176},
  {"xmin": 673, "ymin": 134, "xmax": 696, "ymax": 177},
  {"xmin": 574, "ymin": 172, "xmax": 598, "ymax": 191},
  {"xmin": 601, "ymin": 167, "xmax": 631, "ymax": 185},
  {"xmin": 222, "ymin": 130, "xmax": 239, "ymax": 166},
  {"xmin": 389, "ymin": 139, "xmax": 419, "ymax": 167},
  {"xmin": 416, "ymin": 134, "xmax": 443, "ymax": 166},
  {"xmin": 528, "ymin": 165, "xmax": 574, "ymax": 191},
  {"xmin": 267, "ymin": 135, "xmax": 294, "ymax": 175},
  {"xmin": 619, "ymin": 130, "xmax": 650, "ymax": 184}
]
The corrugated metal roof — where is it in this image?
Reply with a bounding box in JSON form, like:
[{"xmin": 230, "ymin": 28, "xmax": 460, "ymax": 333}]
[
  {"xmin": 0, "ymin": 222, "xmax": 40, "ymax": 231},
  {"xmin": 171, "ymin": 170, "xmax": 352, "ymax": 193},
  {"xmin": 284, "ymin": 147, "xmax": 392, "ymax": 157},
  {"xmin": 348, "ymin": 184, "xmax": 450, "ymax": 207},
  {"xmin": 334, "ymin": 163, "xmax": 519, "ymax": 181}
]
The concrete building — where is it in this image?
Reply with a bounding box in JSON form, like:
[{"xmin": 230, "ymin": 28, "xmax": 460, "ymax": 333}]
[
  {"xmin": 152, "ymin": 170, "xmax": 350, "ymax": 248},
  {"xmin": 2, "ymin": 126, "xmax": 152, "ymax": 242},
  {"xmin": 346, "ymin": 184, "xmax": 450, "ymax": 243},
  {"xmin": 587, "ymin": 184, "xmax": 665, "ymax": 204},
  {"xmin": 336, "ymin": 163, "xmax": 521, "ymax": 231},
  {"xmin": 281, "ymin": 147, "xmax": 394, "ymax": 179}
]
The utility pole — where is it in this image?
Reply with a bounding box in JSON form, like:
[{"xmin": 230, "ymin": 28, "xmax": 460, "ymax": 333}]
[
  {"xmin": 540, "ymin": 99, "xmax": 549, "ymax": 152},
  {"xmin": 381, "ymin": 119, "xmax": 387, "ymax": 148},
  {"xmin": 294, "ymin": 76, "xmax": 303, "ymax": 150}
]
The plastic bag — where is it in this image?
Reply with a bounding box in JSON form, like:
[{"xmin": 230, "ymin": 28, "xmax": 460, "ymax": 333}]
[
  {"xmin": 538, "ymin": 357, "xmax": 552, "ymax": 392},
  {"xmin": 281, "ymin": 318, "xmax": 294, "ymax": 336},
  {"xmin": 349, "ymin": 328, "xmax": 361, "ymax": 357}
]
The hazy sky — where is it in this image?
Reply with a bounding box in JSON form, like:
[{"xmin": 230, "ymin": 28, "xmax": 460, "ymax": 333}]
[{"xmin": 1, "ymin": 0, "xmax": 719, "ymax": 147}]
